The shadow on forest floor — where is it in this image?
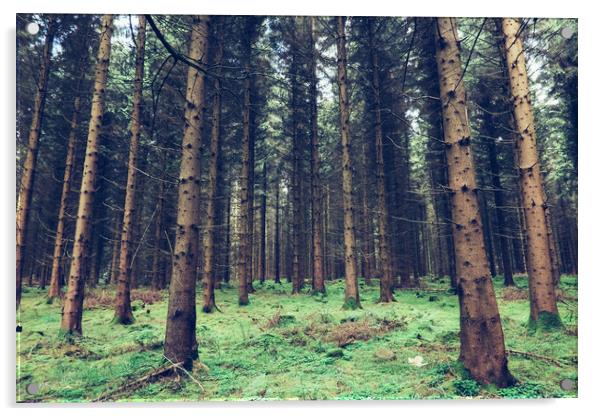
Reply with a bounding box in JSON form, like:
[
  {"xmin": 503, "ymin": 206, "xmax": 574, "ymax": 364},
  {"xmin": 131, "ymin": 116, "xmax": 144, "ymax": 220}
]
[{"xmin": 16, "ymin": 274, "xmax": 578, "ymax": 402}]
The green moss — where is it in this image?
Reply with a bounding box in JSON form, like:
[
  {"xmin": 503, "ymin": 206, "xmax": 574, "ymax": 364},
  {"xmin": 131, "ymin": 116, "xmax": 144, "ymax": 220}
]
[
  {"xmin": 528, "ymin": 311, "xmax": 564, "ymax": 333},
  {"xmin": 16, "ymin": 275, "xmax": 578, "ymax": 402},
  {"xmin": 342, "ymin": 297, "xmax": 360, "ymax": 310}
]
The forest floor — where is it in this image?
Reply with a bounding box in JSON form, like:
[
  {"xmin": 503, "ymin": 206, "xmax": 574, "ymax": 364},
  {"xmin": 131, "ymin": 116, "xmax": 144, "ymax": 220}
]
[{"xmin": 16, "ymin": 274, "xmax": 578, "ymax": 402}]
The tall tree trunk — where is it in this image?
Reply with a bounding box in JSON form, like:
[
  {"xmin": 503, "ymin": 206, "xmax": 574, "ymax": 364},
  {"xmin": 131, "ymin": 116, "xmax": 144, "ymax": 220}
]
[
  {"xmin": 258, "ymin": 161, "xmax": 268, "ymax": 284},
  {"xmin": 201, "ymin": 19, "xmax": 224, "ymax": 312},
  {"xmin": 48, "ymin": 68, "xmax": 86, "ymax": 301},
  {"xmin": 16, "ymin": 16, "xmax": 56, "ymax": 306},
  {"xmin": 309, "ymin": 16, "xmax": 326, "ymax": 294},
  {"xmin": 274, "ymin": 181, "xmax": 281, "ymax": 284},
  {"xmin": 500, "ymin": 18, "xmax": 561, "ymax": 330},
  {"xmin": 163, "ymin": 16, "xmax": 210, "ymax": 369},
  {"xmin": 60, "ymin": 15, "xmax": 114, "ymax": 336},
  {"xmin": 434, "ymin": 17, "xmax": 514, "ymax": 387},
  {"xmin": 545, "ymin": 206, "xmax": 561, "ymax": 286},
  {"xmin": 486, "ymin": 135, "xmax": 515, "ymax": 286},
  {"xmin": 223, "ymin": 192, "xmax": 232, "ymax": 284},
  {"xmin": 335, "ymin": 16, "xmax": 360, "ymax": 309},
  {"xmin": 238, "ymin": 18, "xmax": 258, "ymax": 305},
  {"xmin": 114, "ymin": 15, "xmax": 146, "ymax": 324},
  {"xmin": 151, "ymin": 157, "xmax": 166, "ymax": 290},
  {"xmin": 108, "ymin": 218, "xmax": 120, "ymax": 285},
  {"xmin": 247, "ymin": 93, "xmax": 256, "ymax": 295},
  {"xmin": 360, "ymin": 161, "xmax": 374, "ymax": 285},
  {"xmin": 480, "ymin": 195, "xmax": 497, "ymax": 278},
  {"xmin": 290, "ymin": 18, "xmax": 303, "ymax": 295},
  {"xmin": 368, "ymin": 18, "xmax": 394, "ymax": 302}
]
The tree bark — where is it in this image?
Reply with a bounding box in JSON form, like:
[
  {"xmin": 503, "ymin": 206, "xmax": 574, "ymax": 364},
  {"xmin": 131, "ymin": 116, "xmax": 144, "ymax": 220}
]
[
  {"xmin": 335, "ymin": 17, "xmax": 360, "ymax": 309},
  {"xmin": 108, "ymin": 218, "xmax": 120, "ymax": 285},
  {"xmin": 500, "ymin": 18, "xmax": 561, "ymax": 330},
  {"xmin": 16, "ymin": 16, "xmax": 56, "ymax": 305},
  {"xmin": 163, "ymin": 15, "xmax": 210, "ymax": 369},
  {"xmin": 274, "ymin": 181, "xmax": 281, "ymax": 284},
  {"xmin": 237, "ymin": 16, "xmax": 256, "ymax": 306},
  {"xmin": 48, "ymin": 67, "xmax": 86, "ymax": 301},
  {"xmin": 309, "ymin": 16, "xmax": 326, "ymax": 294},
  {"xmin": 368, "ymin": 18, "xmax": 394, "ymax": 302},
  {"xmin": 258, "ymin": 161, "xmax": 268, "ymax": 284},
  {"xmin": 114, "ymin": 15, "xmax": 146, "ymax": 325},
  {"xmin": 150, "ymin": 151, "xmax": 166, "ymax": 290},
  {"xmin": 238, "ymin": 18, "xmax": 258, "ymax": 305},
  {"xmin": 60, "ymin": 15, "xmax": 114, "ymax": 336},
  {"xmin": 434, "ymin": 17, "xmax": 514, "ymax": 387},
  {"xmin": 223, "ymin": 192, "xmax": 232, "ymax": 284},
  {"xmin": 201, "ymin": 18, "xmax": 224, "ymax": 313}
]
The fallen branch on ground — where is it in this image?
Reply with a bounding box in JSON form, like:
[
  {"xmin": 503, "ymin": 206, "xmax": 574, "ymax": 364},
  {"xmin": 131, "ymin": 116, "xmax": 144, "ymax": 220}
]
[
  {"xmin": 93, "ymin": 362, "xmax": 183, "ymax": 402},
  {"xmin": 507, "ymin": 349, "xmax": 570, "ymax": 367}
]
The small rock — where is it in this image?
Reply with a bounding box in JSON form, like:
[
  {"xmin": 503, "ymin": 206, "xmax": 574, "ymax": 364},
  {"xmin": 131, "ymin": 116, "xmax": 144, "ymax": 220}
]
[{"xmin": 374, "ymin": 348, "xmax": 396, "ymax": 361}]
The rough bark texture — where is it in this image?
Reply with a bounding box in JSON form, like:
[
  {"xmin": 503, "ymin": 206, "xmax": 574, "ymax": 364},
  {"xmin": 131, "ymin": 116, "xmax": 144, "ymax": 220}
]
[
  {"xmin": 309, "ymin": 16, "xmax": 325, "ymax": 294},
  {"xmin": 500, "ymin": 18, "xmax": 561, "ymax": 330},
  {"xmin": 48, "ymin": 69, "xmax": 86, "ymax": 301},
  {"xmin": 108, "ymin": 218, "xmax": 120, "ymax": 285},
  {"xmin": 202, "ymin": 20, "xmax": 224, "ymax": 313},
  {"xmin": 258, "ymin": 162, "xmax": 268, "ymax": 284},
  {"xmin": 237, "ymin": 18, "xmax": 257, "ymax": 305},
  {"xmin": 368, "ymin": 19, "xmax": 394, "ymax": 302},
  {"xmin": 336, "ymin": 17, "xmax": 360, "ymax": 309},
  {"xmin": 163, "ymin": 15, "xmax": 210, "ymax": 369},
  {"xmin": 60, "ymin": 15, "xmax": 114, "ymax": 336},
  {"xmin": 290, "ymin": 18, "xmax": 303, "ymax": 295},
  {"xmin": 114, "ymin": 15, "xmax": 146, "ymax": 325},
  {"xmin": 435, "ymin": 17, "xmax": 514, "ymax": 387},
  {"xmin": 16, "ymin": 17, "xmax": 56, "ymax": 305}
]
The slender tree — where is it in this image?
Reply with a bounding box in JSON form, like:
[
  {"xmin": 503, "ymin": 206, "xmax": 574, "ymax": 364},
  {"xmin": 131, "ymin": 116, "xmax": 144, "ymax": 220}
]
[
  {"xmin": 60, "ymin": 15, "xmax": 114, "ymax": 336},
  {"xmin": 150, "ymin": 155, "xmax": 166, "ymax": 290},
  {"xmin": 500, "ymin": 18, "xmax": 562, "ymax": 330},
  {"xmin": 202, "ymin": 17, "xmax": 224, "ymax": 313},
  {"xmin": 163, "ymin": 15, "xmax": 210, "ymax": 368},
  {"xmin": 335, "ymin": 16, "xmax": 360, "ymax": 309},
  {"xmin": 238, "ymin": 18, "xmax": 260, "ymax": 305},
  {"xmin": 367, "ymin": 18, "xmax": 394, "ymax": 302},
  {"xmin": 274, "ymin": 180, "xmax": 281, "ymax": 284},
  {"xmin": 290, "ymin": 18, "xmax": 303, "ymax": 295},
  {"xmin": 258, "ymin": 161, "xmax": 268, "ymax": 284},
  {"xmin": 434, "ymin": 17, "xmax": 514, "ymax": 386},
  {"xmin": 16, "ymin": 16, "xmax": 56, "ymax": 305},
  {"xmin": 114, "ymin": 15, "xmax": 146, "ymax": 324},
  {"xmin": 309, "ymin": 16, "xmax": 326, "ymax": 294},
  {"xmin": 47, "ymin": 62, "xmax": 88, "ymax": 302},
  {"xmin": 108, "ymin": 218, "xmax": 120, "ymax": 285}
]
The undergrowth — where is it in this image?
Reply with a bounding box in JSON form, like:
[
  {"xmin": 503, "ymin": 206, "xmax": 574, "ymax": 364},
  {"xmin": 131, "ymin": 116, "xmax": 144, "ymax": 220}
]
[{"xmin": 16, "ymin": 275, "xmax": 578, "ymax": 402}]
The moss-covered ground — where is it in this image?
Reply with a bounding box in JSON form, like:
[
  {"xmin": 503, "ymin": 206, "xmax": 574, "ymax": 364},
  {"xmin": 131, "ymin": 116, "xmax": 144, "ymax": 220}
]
[{"xmin": 16, "ymin": 274, "xmax": 577, "ymax": 402}]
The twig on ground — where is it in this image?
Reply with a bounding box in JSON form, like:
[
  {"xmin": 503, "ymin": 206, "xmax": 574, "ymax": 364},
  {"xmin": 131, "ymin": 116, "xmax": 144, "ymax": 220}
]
[
  {"xmin": 93, "ymin": 362, "xmax": 182, "ymax": 402},
  {"xmin": 507, "ymin": 349, "xmax": 570, "ymax": 367}
]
